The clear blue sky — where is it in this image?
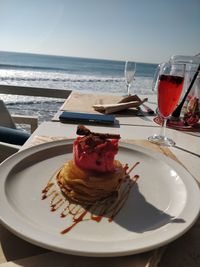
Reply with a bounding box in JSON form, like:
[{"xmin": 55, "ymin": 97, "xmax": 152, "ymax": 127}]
[{"xmin": 0, "ymin": 0, "xmax": 199, "ymax": 63}]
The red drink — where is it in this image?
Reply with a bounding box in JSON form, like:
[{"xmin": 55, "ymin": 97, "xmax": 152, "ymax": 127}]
[{"xmin": 158, "ymin": 74, "xmax": 184, "ymax": 118}]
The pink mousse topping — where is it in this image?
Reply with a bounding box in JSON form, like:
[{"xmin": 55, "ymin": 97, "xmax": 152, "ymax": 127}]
[{"xmin": 73, "ymin": 136, "xmax": 119, "ymax": 173}]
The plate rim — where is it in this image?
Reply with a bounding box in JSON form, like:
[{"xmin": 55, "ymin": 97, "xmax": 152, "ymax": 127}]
[{"xmin": 0, "ymin": 139, "xmax": 199, "ymax": 257}]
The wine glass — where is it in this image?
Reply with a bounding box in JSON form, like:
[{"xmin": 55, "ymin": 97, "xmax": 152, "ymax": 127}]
[
  {"xmin": 148, "ymin": 61, "xmax": 186, "ymax": 146},
  {"xmin": 124, "ymin": 61, "xmax": 136, "ymax": 95}
]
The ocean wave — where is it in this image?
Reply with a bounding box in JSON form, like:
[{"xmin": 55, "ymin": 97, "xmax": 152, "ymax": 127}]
[
  {"xmin": 6, "ymin": 99, "xmax": 64, "ymax": 105},
  {"xmin": 0, "ymin": 65, "xmax": 155, "ymax": 123},
  {"xmin": 0, "ymin": 68, "xmax": 124, "ymax": 82},
  {"xmin": 0, "ymin": 63, "xmax": 68, "ymax": 72},
  {"xmin": 0, "ymin": 73, "xmax": 153, "ymax": 94},
  {"xmin": 0, "ymin": 76, "xmax": 123, "ymax": 83}
]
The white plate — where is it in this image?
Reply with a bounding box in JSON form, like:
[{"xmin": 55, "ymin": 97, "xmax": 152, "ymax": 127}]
[{"xmin": 0, "ymin": 140, "xmax": 199, "ymax": 257}]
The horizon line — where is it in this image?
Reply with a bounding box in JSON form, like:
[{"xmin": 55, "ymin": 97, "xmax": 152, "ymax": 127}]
[{"xmin": 0, "ymin": 49, "xmax": 159, "ymax": 65}]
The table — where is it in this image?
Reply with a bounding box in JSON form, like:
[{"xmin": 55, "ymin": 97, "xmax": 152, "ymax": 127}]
[
  {"xmin": 0, "ymin": 93, "xmax": 200, "ymax": 266},
  {"xmin": 24, "ymin": 115, "xmax": 200, "ymax": 182}
]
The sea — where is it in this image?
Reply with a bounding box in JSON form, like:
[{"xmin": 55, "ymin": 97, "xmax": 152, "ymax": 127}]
[{"xmin": 0, "ymin": 51, "xmax": 158, "ymax": 123}]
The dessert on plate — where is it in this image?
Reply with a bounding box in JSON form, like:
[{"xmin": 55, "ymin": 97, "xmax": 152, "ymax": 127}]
[
  {"xmin": 42, "ymin": 125, "xmax": 140, "ymax": 233},
  {"xmin": 56, "ymin": 125, "xmax": 126, "ymax": 204}
]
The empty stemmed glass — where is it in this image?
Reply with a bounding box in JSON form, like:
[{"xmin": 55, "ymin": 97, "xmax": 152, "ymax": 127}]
[
  {"xmin": 124, "ymin": 61, "xmax": 136, "ymax": 95},
  {"xmin": 148, "ymin": 61, "xmax": 186, "ymax": 146}
]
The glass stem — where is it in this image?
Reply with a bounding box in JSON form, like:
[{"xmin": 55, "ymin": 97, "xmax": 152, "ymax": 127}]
[
  {"xmin": 127, "ymin": 84, "xmax": 130, "ymax": 95},
  {"xmin": 161, "ymin": 118, "xmax": 167, "ymax": 139}
]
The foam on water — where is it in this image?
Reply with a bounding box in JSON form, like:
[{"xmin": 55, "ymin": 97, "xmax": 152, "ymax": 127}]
[
  {"xmin": 0, "ymin": 71, "xmax": 154, "ymax": 123},
  {"xmin": 0, "ymin": 68, "xmax": 154, "ymax": 94}
]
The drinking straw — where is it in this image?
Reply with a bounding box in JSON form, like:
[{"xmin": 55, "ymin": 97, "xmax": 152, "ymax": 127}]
[{"xmin": 172, "ymin": 63, "xmax": 200, "ymax": 118}]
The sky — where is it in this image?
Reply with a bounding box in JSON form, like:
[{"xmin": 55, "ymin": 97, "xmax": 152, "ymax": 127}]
[{"xmin": 0, "ymin": 0, "xmax": 199, "ymax": 63}]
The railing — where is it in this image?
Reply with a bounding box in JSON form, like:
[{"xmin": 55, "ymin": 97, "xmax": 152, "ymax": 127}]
[
  {"xmin": 0, "ymin": 84, "xmax": 72, "ymax": 132},
  {"xmin": 0, "ymin": 85, "xmax": 72, "ymax": 162},
  {"xmin": 0, "ymin": 84, "xmax": 72, "ymax": 99}
]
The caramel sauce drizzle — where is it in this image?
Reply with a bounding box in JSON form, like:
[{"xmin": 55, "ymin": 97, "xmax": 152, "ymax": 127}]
[{"xmin": 41, "ymin": 162, "xmax": 140, "ymax": 234}]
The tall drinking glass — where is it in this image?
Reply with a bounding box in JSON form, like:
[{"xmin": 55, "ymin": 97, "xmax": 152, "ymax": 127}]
[
  {"xmin": 148, "ymin": 62, "xmax": 185, "ymax": 146},
  {"xmin": 124, "ymin": 61, "xmax": 136, "ymax": 95}
]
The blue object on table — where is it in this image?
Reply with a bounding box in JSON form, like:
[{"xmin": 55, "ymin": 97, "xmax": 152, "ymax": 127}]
[{"xmin": 59, "ymin": 111, "xmax": 115, "ymax": 125}]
